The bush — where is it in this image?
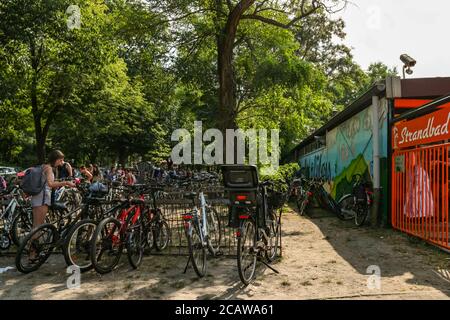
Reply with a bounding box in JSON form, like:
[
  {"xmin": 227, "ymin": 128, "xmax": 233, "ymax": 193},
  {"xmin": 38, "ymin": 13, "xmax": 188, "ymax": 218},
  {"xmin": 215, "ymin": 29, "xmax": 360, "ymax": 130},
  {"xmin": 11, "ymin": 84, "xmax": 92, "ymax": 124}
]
[{"xmin": 260, "ymin": 163, "xmax": 300, "ymax": 193}]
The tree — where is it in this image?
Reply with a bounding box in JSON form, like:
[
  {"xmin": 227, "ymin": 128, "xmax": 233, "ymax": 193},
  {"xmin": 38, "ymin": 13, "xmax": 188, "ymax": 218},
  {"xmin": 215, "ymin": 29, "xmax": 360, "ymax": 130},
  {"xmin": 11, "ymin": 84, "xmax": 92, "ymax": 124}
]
[
  {"xmin": 141, "ymin": 0, "xmax": 348, "ymax": 131},
  {"xmin": 0, "ymin": 0, "xmax": 116, "ymax": 162}
]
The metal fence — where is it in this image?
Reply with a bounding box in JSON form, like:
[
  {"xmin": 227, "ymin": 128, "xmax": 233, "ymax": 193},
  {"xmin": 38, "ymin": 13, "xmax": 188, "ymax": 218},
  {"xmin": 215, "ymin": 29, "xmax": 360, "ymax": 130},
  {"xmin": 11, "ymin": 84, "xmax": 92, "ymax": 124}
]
[
  {"xmin": 392, "ymin": 143, "xmax": 450, "ymax": 249},
  {"xmin": 152, "ymin": 187, "xmax": 283, "ymax": 257}
]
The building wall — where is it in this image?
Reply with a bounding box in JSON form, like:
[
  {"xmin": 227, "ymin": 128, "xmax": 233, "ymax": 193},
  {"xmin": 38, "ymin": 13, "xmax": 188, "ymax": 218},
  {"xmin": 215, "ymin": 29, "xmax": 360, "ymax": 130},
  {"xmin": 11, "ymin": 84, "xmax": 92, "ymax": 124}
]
[{"xmin": 299, "ymin": 99, "xmax": 389, "ymax": 222}]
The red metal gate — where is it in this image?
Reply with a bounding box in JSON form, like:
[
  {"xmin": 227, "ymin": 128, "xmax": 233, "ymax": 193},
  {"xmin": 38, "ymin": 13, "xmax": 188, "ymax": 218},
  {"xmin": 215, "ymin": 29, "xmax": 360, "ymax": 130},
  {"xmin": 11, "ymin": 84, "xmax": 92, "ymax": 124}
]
[
  {"xmin": 392, "ymin": 144, "xmax": 449, "ymax": 248},
  {"xmin": 392, "ymin": 103, "xmax": 450, "ymax": 249}
]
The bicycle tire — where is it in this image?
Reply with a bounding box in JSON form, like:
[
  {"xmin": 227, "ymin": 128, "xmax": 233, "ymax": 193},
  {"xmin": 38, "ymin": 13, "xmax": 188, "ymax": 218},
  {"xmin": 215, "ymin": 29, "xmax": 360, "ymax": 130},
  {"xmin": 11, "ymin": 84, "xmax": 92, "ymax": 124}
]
[
  {"xmin": 186, "ymin": 223, "xmax": 206, "ymax": 278},
  {"xmin": 63, "ymin": 219, "xmax": 97, "ymax": 273},
  {"xmin": 15, "ymin": 224, "xmax": 58, "ymax": 274},
  {"xmin": 0, "ymin": 229, "xmax": 11, "ymax": 250},
  {"xmin": 337, "ymin": 195, "xmax": 357, "ymax": 221},
  {"xmin": 237, "ymin": 219, "xmax": 257, "ymax": 286},
  {"xmin": 206, "ymin": 207, "xmax": 221, "ymax": 256},
  {"xmin": 154, "ymin": 220, "xmax": 170, "ymax": 251},
  {"xmin": 90, "ymin": 217, "xmax": 123, "ymax": 274},
  {"xmin": 355, "ymin": 205, "xmax": 369, "ymax": 227},
  {"xmin": 11, "ymin": 209, "xmax": 33, "ymax": 247},
  {"xmin": 126, "ymin": 219, "xmax": 144, "ymax": 269},
  {"xmin": 265, "ymin": 212, "xmax": 280, "ymax": 262}
]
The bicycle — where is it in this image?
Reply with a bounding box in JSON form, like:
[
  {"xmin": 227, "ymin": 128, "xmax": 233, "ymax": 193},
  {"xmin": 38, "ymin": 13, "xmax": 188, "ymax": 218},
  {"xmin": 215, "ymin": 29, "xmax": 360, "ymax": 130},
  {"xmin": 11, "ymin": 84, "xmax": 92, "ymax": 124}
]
[
  {"xmin": 143, "ymin": 186, "xmax": 171, "ymax": 254},
  {"xmin": 182, "ymin": 190, "xmax": 222, "ymax": 278},
  {"xmin": 221, "ymin": 165, "xmax": 282, "ymax": 285},
  {"xmin": 63, "ymin": 183, "xmax": 121, "ymax": 273},
  {"xmin": 15, "ymin": 180, "xmax": 90, "ymax": 274},
  {"xmin": 302, "ymin": 178, "xmax": 347, "ymax": 220},
  {"xmin": 0, "ymin": 185, "xmax": 32, "ymax": 250},
  {"xmin": 90, "ymin": 184, "xmax": 152, "ymax": 274},
  {"xmin": 337, "ymin": 174, "xmax": 374, "ymax": 226},
  {"xmin": 54, "ymin": 178, "xmax": 82, "ymax": 213}
]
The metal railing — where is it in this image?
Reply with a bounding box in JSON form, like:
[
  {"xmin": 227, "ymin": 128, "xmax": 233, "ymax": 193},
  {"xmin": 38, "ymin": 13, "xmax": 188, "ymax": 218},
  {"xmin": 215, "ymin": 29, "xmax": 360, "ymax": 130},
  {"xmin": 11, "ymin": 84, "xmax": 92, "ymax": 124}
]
[{"xmin": 392, "ymin": 143, "xmax": 450, "ymax": 249}]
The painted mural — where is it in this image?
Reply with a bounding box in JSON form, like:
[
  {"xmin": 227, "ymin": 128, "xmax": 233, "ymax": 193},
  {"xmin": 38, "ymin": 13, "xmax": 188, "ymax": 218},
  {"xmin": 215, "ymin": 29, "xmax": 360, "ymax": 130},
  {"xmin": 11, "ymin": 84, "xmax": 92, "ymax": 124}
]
[{"xmin": 299, "ymin": 101, "xmax": 389, "ymax": 205}]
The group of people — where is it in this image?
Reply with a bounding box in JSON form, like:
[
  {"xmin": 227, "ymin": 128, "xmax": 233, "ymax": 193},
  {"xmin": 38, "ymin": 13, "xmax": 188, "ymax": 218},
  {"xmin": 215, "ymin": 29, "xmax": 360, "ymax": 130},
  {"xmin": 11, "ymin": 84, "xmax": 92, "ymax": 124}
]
[
  {"xmin": 28, "ymin": 150, "xmax": 137, "ymax": 242},
  {"xmin": 104, "ymin": 166, "xmax": 137, "ymax": 185},
  {"xmin": 53, "ymin": 159, "xmax": 137, "ymax": 186}
]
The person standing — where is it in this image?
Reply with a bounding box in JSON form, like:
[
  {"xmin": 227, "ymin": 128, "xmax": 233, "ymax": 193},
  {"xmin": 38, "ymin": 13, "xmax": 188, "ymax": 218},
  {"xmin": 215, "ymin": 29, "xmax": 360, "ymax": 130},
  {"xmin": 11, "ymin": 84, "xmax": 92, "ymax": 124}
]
[
  {"xmin": 56, "ymin": 160, "xmax": 73, "ymax": 180},
  {"xmin": 31, "ymin": 150, "xmax": 75, "ymax": 230},
  {"xmin": 92, "ymin": 164, "xmax": 102, "ymax": 182},
  {"xmin": 79, "ymin": 165, "xmax": 93, "ymax": 182}
]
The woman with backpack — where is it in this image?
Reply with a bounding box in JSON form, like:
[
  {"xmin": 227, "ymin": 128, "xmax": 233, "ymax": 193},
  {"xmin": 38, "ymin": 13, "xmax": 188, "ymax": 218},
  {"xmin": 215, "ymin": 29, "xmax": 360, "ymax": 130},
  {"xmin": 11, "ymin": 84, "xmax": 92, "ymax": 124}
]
[{"xmin": 31, "ymin": 150, "xmax": 75, "ymax": 231}]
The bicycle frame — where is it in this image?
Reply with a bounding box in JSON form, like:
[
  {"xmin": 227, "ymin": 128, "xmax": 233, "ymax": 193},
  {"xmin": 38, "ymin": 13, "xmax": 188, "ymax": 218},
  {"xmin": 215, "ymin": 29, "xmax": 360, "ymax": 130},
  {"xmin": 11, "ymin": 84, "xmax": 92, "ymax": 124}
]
[
  {"xmin": 1, "ymin": 187, "xmax": 30, "ymax": 233},
  {"xmin": 183, "ymin": 192, "xmax": 208, "ymax": 246}
]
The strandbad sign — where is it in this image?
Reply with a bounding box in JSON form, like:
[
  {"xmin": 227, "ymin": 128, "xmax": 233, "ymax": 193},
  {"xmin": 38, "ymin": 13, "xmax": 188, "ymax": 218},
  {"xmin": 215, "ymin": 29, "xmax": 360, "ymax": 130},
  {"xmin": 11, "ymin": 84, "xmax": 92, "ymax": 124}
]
[{"xmin": 393, "ymin": 104, "xmax": 450, "ymax": 149}]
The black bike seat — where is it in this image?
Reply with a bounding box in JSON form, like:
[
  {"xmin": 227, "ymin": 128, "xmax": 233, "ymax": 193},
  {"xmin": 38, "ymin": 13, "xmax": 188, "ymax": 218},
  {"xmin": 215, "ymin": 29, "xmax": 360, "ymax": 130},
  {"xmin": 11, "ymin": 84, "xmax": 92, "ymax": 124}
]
[{"xmin": 51, "ymin": 202, "xmax": 67, "ymax": 212}]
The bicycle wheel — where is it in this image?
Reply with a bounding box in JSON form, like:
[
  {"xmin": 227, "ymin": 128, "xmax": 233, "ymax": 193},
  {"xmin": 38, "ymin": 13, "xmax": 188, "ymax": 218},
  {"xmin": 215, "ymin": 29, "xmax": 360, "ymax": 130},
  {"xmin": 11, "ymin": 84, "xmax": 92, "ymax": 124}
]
[
  {"xmin": 11, "ymin": 209, "xmax": 33, "ymax": 247},
  {"xmin": 126, "ymin": 219, "xmax": 144, "ymax": 269},
  {"xmin": 186, "ymin": 223, "xmax": 206, "ymax": 278},
  {"xmin": 296, "ymin": 194, "xmax": 304, "ymax": 214},
  {"xmin": 63, "ymin": 219, "xmax": 97, "ymax": 273},
  {"xmin": 0, "ymin": 229, "xmax": 10, "ymax": 250},
  {"xmin": 206, "ymin": 207, "xmax": 221, "ymax": 255},
  {"xmin": 154, "ymin": 220, "xmax": 170, "ymax": 251},
  {"xmin": 337, "ymin": 195, "xmax": 357, "ymax": 221},
  {"xmin": 145, "ymin": 223, "xmax": 155, "ymax": 251},
  {"xmin": 355, "ymin": 204, "xmax": 369, "ymax": 227},
  {"xmin": 237, "ymin": 219, "xmax": 257, "ymax": 285},
  {"xmin": 90, "ymin": 217, "xmax": 123, "ymax": 274},
  {"xmin": 15, "ymin": 224, "xmax": 58, "ymax": 274},
  {"xmin": 265, "ymin": 212, "xmax": 280, "ymax": 262}
]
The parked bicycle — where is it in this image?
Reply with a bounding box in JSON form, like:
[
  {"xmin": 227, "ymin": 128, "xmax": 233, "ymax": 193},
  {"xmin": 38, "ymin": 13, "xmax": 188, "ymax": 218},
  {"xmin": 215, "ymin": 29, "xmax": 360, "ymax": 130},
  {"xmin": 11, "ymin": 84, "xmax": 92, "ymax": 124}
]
[
  {"xmin": 222, "ymin": 165, "xmax": 282, "ymax": 285},
  {"xmin": 90, "ymin": 184, "xmax": 155, "ymax": 274},
  {"xmin": 63, "ymin": 182, "xmax": 122, "ymax": 273},
  {"xmin": 182, "ymin": 190, "xmax": 222, "ymax": 278},
  {"xmin": 143, "ymin": 186, "xmax": 171, "ymax": 254},
  {"xmin": 0, "ymin": 185, "xmax": 32, "ymax": 250},
  {"xmin": 15, "ymin": 180, "xmax": 90, "ymax": 273},
  {"xmin": 337, "ymin": 174, "xmax": 374, "ymax": 226}
]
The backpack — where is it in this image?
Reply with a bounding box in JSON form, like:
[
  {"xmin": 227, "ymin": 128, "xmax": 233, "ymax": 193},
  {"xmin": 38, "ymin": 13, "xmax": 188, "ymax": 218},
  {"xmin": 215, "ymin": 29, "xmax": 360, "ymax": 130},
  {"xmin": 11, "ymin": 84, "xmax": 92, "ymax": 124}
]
[{"xmin": 21, "ymin": 165, "xmax": 46, "ymax": 196}]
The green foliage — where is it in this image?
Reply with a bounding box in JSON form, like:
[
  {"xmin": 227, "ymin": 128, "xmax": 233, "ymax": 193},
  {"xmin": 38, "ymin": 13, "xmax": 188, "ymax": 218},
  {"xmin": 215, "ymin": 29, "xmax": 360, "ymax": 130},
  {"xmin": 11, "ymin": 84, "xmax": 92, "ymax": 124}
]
[
  {"xmin": 0, "ymin": 0, "xmax": 397, "ymax": 168},
  {"xmin": 260, "ymin": 163, "xmax": 300, "ymax": 192}
]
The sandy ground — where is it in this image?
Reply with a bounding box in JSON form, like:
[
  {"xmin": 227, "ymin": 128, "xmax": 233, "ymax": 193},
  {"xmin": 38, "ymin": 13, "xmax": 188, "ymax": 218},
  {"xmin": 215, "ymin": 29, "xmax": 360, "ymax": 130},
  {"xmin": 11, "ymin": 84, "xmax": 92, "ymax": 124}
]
[{"xmin": 1, "ymin": 204, "xmax": 450, "ymax": 300}]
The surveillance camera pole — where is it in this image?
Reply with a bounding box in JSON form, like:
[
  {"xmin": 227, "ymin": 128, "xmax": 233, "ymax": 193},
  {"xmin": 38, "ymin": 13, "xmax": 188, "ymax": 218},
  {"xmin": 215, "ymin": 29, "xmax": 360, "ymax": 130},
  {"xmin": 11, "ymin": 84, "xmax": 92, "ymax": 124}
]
[{"xmin": 402, "ymin": 65, "xmax": 406, "ymax": 79}]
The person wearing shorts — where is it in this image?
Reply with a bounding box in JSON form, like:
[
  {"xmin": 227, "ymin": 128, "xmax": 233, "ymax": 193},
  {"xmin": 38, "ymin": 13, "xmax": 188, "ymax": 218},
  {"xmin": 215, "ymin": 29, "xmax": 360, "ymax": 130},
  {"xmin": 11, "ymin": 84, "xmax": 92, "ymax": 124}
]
[{"xmin": 31, "ymin": 150, "xmax": 76, "ymax": 231}]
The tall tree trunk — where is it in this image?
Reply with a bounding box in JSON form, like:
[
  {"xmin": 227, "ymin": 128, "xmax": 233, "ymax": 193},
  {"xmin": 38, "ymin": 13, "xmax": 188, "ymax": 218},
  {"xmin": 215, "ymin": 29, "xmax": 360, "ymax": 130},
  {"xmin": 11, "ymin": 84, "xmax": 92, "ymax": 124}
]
[
  {"xmin": 31, "ymin": 72, "xmax": 46, "ymax": 164},
  {"xmin": 118, "ymin": 151, "xmax": 127, "ymax": 169},
  {"xmin": 217, "ymin": 0, "xmax": 255, "ymax": 132},
  {"xmin": 30, "ymin": 39, "xmax": 46, "ymax": 164}
]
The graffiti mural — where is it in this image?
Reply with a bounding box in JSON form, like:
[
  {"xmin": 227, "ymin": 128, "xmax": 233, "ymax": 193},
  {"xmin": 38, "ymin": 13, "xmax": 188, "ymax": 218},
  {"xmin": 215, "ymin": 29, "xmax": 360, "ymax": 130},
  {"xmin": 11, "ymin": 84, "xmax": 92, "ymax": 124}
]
[{"xmin": 299, "ymin": 102, "xmax": 389, "ymax": 205}]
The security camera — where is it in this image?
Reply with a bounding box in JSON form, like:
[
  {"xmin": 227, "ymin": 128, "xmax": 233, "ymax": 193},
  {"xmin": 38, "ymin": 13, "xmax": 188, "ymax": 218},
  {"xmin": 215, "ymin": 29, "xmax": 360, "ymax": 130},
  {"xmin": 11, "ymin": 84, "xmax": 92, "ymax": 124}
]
[{"xmin": 400, "ymin": 54, "xmax": 416, "ymax": 67}]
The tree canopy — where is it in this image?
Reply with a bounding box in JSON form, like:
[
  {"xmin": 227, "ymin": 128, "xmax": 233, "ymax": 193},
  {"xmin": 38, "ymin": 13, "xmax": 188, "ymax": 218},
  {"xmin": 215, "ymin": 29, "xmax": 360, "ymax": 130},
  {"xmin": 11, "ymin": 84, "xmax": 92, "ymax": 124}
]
[{"xmin": 0, "ymin": 0, "xmax": 397, "ymax": 168}]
